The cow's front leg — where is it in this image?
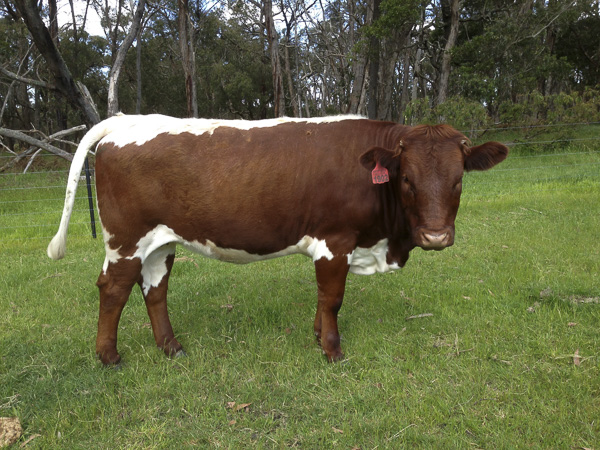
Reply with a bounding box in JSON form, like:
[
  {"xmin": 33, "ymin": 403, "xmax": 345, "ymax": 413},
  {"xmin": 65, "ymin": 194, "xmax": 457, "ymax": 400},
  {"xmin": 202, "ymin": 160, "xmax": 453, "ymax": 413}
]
[
  {"xmin": 313, "ymin": 256, "xmax": 350, "ymax": 362},
  {"xmin": 96, "ymin": 258, "xmax": 141, "ymax": 365},
  {"xmin": 138, "ymin": 245, "xmax": 184, "ymax": 358}
]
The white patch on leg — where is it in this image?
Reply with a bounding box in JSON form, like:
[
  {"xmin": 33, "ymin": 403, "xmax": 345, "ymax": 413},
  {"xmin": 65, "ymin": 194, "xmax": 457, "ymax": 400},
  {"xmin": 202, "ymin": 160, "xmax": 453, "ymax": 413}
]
[
  {"xmin": 101, "ymin": 224, "xmax": 120, "ymax": 273},
  {"xmin": 346, "ymin": 239, "xmax": 401, "ymax": 275},
  {"xmin": 140, "ymin": 244, "xmax": 176, "ymax": 296}
]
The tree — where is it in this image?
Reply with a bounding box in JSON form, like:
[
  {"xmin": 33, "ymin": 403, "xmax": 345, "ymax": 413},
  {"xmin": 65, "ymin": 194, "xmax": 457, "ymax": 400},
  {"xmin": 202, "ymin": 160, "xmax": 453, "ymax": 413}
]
[
  {"xmin": 178, "ymin": 0, "xmax": 197, "ymax": 117},
  {"xmin": 107, "ymin": 0, "xmax": 146, "ymax": 117},
  {"xmin": 263, "ymin": 0, "xmax": 285, "ymax": 117},
  {"xmin": 366, "ymin": 0, "xmax": 381, "ymax": 119},
  {"xmin": 2, "ymin": 0, "xmax": 599, "ymax": 147},
  {"xmin": 12, "ymin": 0, "xmax": 100, "ymax": 126},
  {"xmin": 436, "ymin": 0, "xmax": 460, "ymax": 106}
]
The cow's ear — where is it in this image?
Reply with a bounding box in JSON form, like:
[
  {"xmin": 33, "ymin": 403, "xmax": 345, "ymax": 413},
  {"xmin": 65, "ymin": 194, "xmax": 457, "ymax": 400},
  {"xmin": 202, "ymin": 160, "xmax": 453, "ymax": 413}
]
[
  {"xmin": 464, "ymin": 141, "xmax": 509, "ymax": 171},
  {"xmin": 360, "ymin": 147, "xmax": 401, "ymax": 175}
]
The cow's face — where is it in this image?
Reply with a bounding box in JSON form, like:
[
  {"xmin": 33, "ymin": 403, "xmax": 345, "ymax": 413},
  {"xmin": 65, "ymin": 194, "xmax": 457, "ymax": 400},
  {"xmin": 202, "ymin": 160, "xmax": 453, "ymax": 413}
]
[{"xmin": 360, "ymin": 125, "xmax": 508, "ymax": 251}]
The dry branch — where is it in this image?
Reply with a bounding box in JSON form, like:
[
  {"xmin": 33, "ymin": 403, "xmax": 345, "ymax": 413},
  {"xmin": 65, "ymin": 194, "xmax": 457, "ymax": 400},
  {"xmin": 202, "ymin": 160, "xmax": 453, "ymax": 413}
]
[
  {"xmin": 405, "ymin": 313, "xmax": 433, "ymax": 320},
  {"xmin": 0, "ymin": 65, "xmax": 52, "ymax": 89},
  {"xmin": 0, "ymin": 125, "xmax": 86, "ymax": 172}
]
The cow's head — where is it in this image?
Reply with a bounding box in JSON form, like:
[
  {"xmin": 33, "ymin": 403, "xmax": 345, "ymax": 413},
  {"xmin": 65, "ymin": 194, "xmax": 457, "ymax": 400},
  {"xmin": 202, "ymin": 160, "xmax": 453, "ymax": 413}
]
[{"xmin": 360, "ymin": 125, "xmax": 508, "ymax": 251}]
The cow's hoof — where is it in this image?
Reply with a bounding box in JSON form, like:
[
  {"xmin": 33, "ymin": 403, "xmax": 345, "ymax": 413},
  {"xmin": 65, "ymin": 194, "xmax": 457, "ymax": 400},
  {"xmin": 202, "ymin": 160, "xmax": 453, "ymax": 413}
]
[
  {"xmin": 329, "ymin": 353, "xmax": 345, "ymax": 363},
  {"xmin": 110, "ymin": 361, "xmax": 124, "ymax": 371},
  {"xmin": 173, "ymin": 349, "xmax": 187, "ymax": 359},
  {"xmin": 99, "ymin": 358, "xmax": 123, "ymax": 370},
  {"xmin": 323, "ymin": 349, "xmax": 345, "ymax": 363},
  {"xmin": 97, "ymin": 351, "xmax": 121, "ymax": 367}
]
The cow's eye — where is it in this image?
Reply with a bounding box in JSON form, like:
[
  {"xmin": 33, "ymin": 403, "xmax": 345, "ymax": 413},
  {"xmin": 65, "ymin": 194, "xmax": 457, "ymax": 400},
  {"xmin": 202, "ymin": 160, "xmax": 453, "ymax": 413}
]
[
  {"xmin": 454, "ymin": 178, "xmax": 463, "ymax": 191},
  {"xmin": 402, "ymin": 175, "xmax": 415, "ymax": 195}
]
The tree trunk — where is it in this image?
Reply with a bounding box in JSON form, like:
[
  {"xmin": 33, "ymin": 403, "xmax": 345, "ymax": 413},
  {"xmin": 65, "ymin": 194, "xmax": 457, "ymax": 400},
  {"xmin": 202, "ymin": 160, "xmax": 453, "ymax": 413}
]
[
  {"xmin": 67, "ymin": 0, "xmax": 79, "ymax": 42},
  {"xmin": 264, "ymin": 0, "xmax": 285, "ymax": 117},
  {"xmin": 284, "ymin": 41, "xmax": 298, "ymax": 117},
  {"xmin": 135, "ymin": 26, "xmax": 143, "ymax": 114},
  {"xmin": 321, "ymin": 67, "xmax": 328, "ymax": 115},
  {"xmin": 412, "ymin": 47, "xmax": 421, "ymax": 104},
  {"xmin": 48, "ymin": 0, "xmax": 59, "ymax": 45},
  {"xmin": 178, "ymin": 0, "xmax": 198, "ymax": 117},
  {"xmin": 366, "ymin": 0, "xmax": 381, "ymax": 119},
  {"xmin": 107, "ymin": 0, "xmax": 146, "ymax": 117},
  {"xmin": 437, "ymin": 0, "xmax": 460, "ymax": 106},
  {"xmin": 377, "ymin": 27, "xmax": 409, "ymax": 121},
  {"xmin": 348, "ymin": 0, "xmax": 367, "ymax": 115},
  {"xmin": 399, "ymin": 49, "xmax": 411, "ymax": 123},
  {"xmin": 412, "ymin": 7, "xmax": 427, "ymax": 108},
  {"xmin": 377, "ymin": 38, "xmax": 399, "ymax": 121},
  {"xmin": 13, "ymin": 0, "xmax": 100, "ymax": 126},
  {"xmin": 108, "ymin": 0, "xmax": 124, "ymax": 63}
]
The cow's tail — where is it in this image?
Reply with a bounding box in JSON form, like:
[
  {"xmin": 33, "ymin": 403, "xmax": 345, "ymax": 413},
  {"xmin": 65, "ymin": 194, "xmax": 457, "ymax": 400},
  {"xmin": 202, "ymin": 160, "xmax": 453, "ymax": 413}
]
[{"xmin": 47, "ymin": 116, "xmax": 121, "ymax": 260}]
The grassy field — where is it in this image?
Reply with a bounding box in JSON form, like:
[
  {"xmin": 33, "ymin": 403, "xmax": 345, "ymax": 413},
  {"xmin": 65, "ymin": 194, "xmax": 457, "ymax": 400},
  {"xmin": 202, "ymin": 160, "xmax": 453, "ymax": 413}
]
[{"xmin": 1, "ymin": 132, "xmax": 599, "ymax": 448}]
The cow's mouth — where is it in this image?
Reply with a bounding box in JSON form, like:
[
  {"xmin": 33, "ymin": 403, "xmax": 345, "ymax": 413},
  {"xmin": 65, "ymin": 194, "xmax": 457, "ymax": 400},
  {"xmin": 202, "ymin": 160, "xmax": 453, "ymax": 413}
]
[{"xmin": 415, "ymin": 228, "xmax": 454, "ymax": 251}]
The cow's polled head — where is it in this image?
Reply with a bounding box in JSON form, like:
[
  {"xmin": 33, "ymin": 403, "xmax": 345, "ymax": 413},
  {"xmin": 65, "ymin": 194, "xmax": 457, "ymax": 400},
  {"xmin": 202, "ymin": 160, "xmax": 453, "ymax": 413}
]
[{"xmin": 360, "ymin": 125, "xmax": 508, "ymax": 251}]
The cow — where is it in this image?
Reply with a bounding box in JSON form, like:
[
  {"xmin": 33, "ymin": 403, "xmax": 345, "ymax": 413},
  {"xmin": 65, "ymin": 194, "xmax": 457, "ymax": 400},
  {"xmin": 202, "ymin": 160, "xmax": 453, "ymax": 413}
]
[{"xmin": 47, "ymin": 114, "xmax": 508, "ymax": 365}]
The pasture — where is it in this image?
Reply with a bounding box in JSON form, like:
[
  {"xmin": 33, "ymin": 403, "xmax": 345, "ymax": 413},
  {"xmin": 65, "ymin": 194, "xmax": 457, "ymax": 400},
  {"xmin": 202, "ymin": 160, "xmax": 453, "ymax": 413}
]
[{"xmin": 1, "ymin": 124, "xmax": 599, "ymax": 448}]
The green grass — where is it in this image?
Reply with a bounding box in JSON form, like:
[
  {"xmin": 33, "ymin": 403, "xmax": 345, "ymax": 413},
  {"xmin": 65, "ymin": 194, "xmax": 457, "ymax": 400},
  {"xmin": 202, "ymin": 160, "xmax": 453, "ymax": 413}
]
[{"xmin": 1, "ymin": 142, "xmax": 599, "ymax": 448}]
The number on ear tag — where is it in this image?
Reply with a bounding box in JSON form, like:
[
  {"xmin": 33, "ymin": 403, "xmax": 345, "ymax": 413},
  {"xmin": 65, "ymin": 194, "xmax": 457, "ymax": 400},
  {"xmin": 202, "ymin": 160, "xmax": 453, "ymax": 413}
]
[{"xmin": 371, "ymin": 161, "xmax": 389, "ymax": 184}]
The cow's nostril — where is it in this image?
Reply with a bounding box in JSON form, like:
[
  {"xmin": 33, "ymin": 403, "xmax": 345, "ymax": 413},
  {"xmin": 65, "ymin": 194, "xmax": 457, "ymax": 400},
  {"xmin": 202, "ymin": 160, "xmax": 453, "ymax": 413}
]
[
  {"xmin": 420, "ymin": 231, "xmax": 451, "ymax": 250},
  {"xmin": 424, "ymin": 232, "xmax": 447, "ymax": 244}
]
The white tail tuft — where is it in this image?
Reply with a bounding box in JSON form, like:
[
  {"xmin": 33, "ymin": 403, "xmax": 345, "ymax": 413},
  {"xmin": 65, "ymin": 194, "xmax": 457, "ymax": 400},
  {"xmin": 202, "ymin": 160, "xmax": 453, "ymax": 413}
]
[
  {"xmin": 47, "ymin": 115, "xmax": 126, "ymax": 260},
  {"xmin": 47, "ymin": 231, "xmax": 67, "ymax": 260}
]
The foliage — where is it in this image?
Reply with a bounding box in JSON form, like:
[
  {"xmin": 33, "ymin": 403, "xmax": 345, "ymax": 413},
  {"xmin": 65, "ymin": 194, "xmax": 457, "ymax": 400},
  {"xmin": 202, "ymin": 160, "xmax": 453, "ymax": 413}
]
[
  {"xmin": 2, "ymin": 1, "xmax": 600, "ymax": 143},
  {"xmin": 405, "ymin": 96, "xmax": 490, "ymax": 132},
  {"xmin": 498, "ymin": 88, "xmax": 600, "ymax": 126},
  {"xmin": 367, "ymin": 0, "xmax": 422, "ymax": 38}
]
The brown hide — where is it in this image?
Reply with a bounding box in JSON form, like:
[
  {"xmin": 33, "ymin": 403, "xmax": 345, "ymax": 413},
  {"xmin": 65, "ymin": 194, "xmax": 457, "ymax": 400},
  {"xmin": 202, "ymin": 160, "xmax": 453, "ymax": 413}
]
[
  {"xmin": 96, "ymin": 120, "xmax": 402, "ymax": 259},
  {"xmin": 64, "ymin": 116, "xmax": 508, "ymax": 365}
]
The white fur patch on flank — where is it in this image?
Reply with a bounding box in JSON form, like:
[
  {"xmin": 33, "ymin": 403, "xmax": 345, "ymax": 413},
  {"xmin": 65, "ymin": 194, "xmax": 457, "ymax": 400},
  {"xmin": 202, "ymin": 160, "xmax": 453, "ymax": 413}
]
[
  {"xmin": 346, "ymin": 239, "xmax": 401, "ymax": 275},
  {"xmin": 98, "ymin": 114, "xmax": 364, "ymax": 148},
  {"xmin": 183, "ymin": 235, "xmax": 334, "ymax": 263},
  {"xmin": 106, "ymin": 224, "xmax": 336, "ymax": 269}
]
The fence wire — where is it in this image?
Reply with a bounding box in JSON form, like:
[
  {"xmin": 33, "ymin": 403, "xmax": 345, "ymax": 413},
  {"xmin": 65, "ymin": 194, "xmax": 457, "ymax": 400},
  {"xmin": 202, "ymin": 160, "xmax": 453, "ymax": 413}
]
[{"xmin": 1, "ymin": 122, "xmax": 599, "ymax": 245}]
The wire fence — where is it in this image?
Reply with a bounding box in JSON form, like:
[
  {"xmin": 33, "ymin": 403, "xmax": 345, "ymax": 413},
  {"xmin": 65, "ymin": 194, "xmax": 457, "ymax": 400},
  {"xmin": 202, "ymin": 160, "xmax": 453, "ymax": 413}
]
[{"xmin": 1, "ymin": 122, "xmax": 599, "ymax": 246}]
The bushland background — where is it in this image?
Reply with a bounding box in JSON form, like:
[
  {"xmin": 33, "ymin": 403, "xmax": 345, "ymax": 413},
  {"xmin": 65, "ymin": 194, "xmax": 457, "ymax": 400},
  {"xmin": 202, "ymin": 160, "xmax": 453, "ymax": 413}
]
[{"xmin": 2, "ymin": 0, "xmax": 600, "ymax": 137}]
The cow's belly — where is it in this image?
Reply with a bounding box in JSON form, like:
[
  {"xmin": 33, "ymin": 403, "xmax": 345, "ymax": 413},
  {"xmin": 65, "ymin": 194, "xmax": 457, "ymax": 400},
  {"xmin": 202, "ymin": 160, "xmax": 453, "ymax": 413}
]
[
  {"xmin": 103, "ymin": 223, "xmax": 400, "ymax": 276},
  {"xmin": 183, "ymin": 234, "xmax": 334, "ymax": 264},
  {"xmin": 106, "ymin": 224, "xmax": 334, "ymax": 264}
]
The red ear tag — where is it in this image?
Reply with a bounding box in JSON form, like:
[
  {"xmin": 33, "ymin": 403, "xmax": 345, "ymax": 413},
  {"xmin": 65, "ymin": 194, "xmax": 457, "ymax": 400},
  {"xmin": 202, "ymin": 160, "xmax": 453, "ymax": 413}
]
[{"xmin": 371, "ymin": 161, "xmax": 389, "ymax": 184}]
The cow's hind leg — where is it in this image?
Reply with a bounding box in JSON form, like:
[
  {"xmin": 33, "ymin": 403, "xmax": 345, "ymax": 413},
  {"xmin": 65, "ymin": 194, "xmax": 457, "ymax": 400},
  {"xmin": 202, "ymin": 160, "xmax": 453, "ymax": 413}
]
[
  {"xmin": 138, "ymin": 244, "xmax": 184, "ymax": 358},
  {"xmin": 96, "ymin": 257, "xmax": 141, "ymax": 365}
]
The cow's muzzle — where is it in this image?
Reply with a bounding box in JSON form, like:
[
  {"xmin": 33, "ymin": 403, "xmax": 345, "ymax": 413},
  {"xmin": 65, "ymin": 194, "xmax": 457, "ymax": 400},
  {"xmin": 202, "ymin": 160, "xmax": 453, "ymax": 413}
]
[{"xmin": 416, "ymin": 228, "xmax": 454, "ymax": 251}]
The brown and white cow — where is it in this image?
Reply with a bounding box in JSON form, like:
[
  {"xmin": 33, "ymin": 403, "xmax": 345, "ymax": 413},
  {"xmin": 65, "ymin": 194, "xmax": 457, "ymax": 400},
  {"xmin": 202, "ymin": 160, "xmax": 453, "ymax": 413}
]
[{"xmin": 48, "ymin": 114, "xmax": 508, "ymax": 365}]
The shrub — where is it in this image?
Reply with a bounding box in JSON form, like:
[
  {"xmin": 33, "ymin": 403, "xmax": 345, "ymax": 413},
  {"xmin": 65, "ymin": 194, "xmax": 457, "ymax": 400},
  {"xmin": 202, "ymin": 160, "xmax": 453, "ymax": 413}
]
[{"xmin": 404, "ymin": 96, "xmax": 490, "ymax": 136}]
